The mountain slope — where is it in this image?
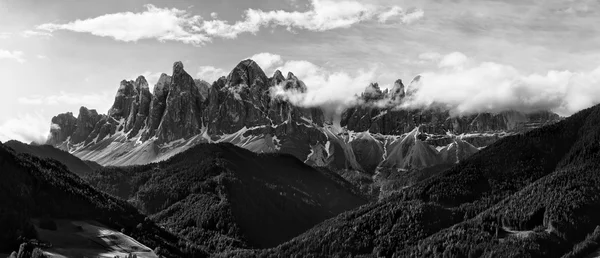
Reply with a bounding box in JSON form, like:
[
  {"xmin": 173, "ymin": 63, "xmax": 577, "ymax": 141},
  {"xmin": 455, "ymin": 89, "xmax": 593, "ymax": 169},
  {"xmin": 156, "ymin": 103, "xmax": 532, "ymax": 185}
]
[
  {"xmin": 4, "ymin": 140, "xmax": 97, "ymax": 176},
  {"xmin": 0, "ymin": 141, "xmax": 206, "ymax": 257},
  {"xmin": 255, "ymin": 103, "xmax": 598, "ymax": 258},
  {"xmin": 84, "ymin": 142, "xmax": 367, "ymax": 253}
]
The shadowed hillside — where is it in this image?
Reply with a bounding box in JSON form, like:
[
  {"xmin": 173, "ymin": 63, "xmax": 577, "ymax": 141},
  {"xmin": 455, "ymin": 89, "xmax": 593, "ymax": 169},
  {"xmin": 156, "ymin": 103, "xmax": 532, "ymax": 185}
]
[
  {"xmin": 85, "ymin": 142, "xmax": 368, "ymax": 253},
  {"xmin": 0, "ymin": 141, "xmax": 206, "ymax": 258},
  {"xmin": 4, "ymin": 140, "xmax": 98, "ymax": 176}
]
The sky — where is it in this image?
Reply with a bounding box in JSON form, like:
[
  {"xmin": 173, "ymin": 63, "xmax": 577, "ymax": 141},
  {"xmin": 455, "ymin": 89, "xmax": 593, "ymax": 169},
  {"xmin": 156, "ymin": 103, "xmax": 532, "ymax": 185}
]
[{"xmin": 1, "ymin": 0, "xmax": 600, "ymax": 143}]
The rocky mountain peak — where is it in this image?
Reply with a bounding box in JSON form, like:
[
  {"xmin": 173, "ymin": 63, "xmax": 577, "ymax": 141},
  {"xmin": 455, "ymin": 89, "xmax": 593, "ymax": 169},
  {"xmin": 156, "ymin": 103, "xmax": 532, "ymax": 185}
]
[
  {"xmin": 390, "ymin": 79, "xmax": 406, "ymax": 100},
  {"xmin": 154, "ymin": 60, "xmax": 205, "ymax": 143},
  {"xmin": 47, "ymin": 112, "xmax": 77, "ymax": 145},
  {"xmin": 227, "ymin": 59, "xmax": 269, "ymax": 90},
  {"xmin": 173, "ymin": 61, "xmax": 185, "ymax": 75},
  {"xmin": 406, "ymin": 75, "xmax": 422, "ymax": 96},
  {"xmin": 362, "ymin": 82, "xmax": 384, "ymax": 101},
  {"xmin": 270, "ymin": 70, "xmax": 286, "ymax": 86},
  {"xmin": 135, "ymin": 75, "xmax": 149, "ymax": 90},
  {"xmin": 109, "ymin": 80, "xmax": 137, "ymax": 119},
  {"xmin": 283, "ymin": 72, "xmax": 307, "ymax": 92},
  {"xmin": 71, "ymin": 106, "xmax": 102, "ymax": 144},
  {"xmin": 286, "ymin": 72, "xmax": 296, "ymax": 80}
]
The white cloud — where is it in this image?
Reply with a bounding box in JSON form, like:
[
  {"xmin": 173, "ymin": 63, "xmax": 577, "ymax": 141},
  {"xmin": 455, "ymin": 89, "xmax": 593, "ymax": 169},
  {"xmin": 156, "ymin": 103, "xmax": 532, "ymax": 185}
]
[
  {"xmin": 18, "ymin": 91, "xmax": 113, "ymax": 108},
  {"xmin": 0, "ymin": 112, "xmax": 51, "ymax": 144},
  {"xmin": 0, "ymin": 32, "xmax": 11, "ymax": 39},
  {"xmin": 0, "ymin": 49, "xmax": 25, "ymax": 63},
  {"xmin": 38, "ymin": 4, "xmax": 210, "ymax": 45},
  {"xmin": 400, "ymin": 52, "xmax": 600, "ymax": 116},
  {"xmin": 197, "ymin": 66, "xmax": 226, "ymax": 83},
  {"xmin": 438, "ymin": 52, "xmax": 468, "ymax": 68},
  {"xmin": 268, "ymin": 54, "xmax": 378, "ymax": 117},
  {"xmin": 210, "ymin": 12, "xmax": 218, "ymax": 19},
  {"xmin": 36, "ymin": 1, "xmax": 420, "ymax": 45},
  {"xmin": 21, "ymin": 30, "xmax": 53, "ymax": 38},
  {"xmin": 248, "ymin": 53, "xmax": 284, "ymax": 74},
  {"xmin": 37, "ymin": 55, "xmax": 48, "ymax": 60},
  {"xmin": 401, "ymin": 9, "xmax": 424, "ymax": 24},
  {"xmin": 378, "ymin": 6, "xmax": 423, "ymax": 24}
]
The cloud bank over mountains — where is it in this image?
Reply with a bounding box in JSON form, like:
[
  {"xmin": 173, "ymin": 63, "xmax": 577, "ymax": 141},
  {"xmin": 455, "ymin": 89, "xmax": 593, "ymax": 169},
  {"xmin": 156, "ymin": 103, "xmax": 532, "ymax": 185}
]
[
  {"xmin": 266, "ymin": 52, "xmax": 600, "ymax": 117},
  {"xmin": 36, "ymin": 0, "xmax": 423, "ymax": 45}
]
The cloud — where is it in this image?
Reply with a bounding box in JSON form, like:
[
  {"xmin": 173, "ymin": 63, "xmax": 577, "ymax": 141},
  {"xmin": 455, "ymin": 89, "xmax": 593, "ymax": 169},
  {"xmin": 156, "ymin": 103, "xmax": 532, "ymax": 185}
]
[
  {"xmin": 248, "ymin": 53, "xmax": 284, "ymax": 74},
  {"xmin": 37, "ymin": 55, "xmax": 48, "ymax": 60},
  {"xmin": 438, "ymin": 52, "xmax": 468, "ymax": 68},
  {"xmin": 0, "ymin": 49, "xmax": 25, "ymax": 63},
  {"xmin": 401, "ymin": 9, "xmax": 424, "ymax": 24},
  {"xmin": 38, "ymin": 4, "xmax": 209, "ymax": 45},
  {"xmin": 21, "ymin": 30, "xmax": 53, "ymax": 38},
  {"xmin": 36, "ymin": 1, "xmax": 420, "ymax": 45},
  {"xmin": 379, "ymin": 6, "xmax": 424, "ymax": 24},
  {"xmin": 267, "ymin": 54, "xmax": 378, "ymax": 117},
  {"xmin": 0, "ymin": 112, "xmax": 51, "ymax": 144},
  {"xmin": 210, "ymin": 12, "xmax": 218, "ymax": 19},
  {"xmin": 18, "ymin": 91, "xmax": 113, "ymax": 108},
  {"xmin": 0, "ymin": 32, "xmax": 11, "ymax": 39},
  {"xmin": 197, "ymin": 66, "xmax": 226, "ymax": 83},
  {"xmin": 399, "ymin": 52, "xmax": 600, "ymax": 116}
]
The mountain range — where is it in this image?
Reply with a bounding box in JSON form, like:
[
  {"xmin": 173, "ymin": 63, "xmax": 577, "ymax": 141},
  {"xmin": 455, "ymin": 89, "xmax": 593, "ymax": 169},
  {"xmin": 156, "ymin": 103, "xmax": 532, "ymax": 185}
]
[{"xmin": 44, "ymin": 59, "xmax": 559, "ymax": 196}]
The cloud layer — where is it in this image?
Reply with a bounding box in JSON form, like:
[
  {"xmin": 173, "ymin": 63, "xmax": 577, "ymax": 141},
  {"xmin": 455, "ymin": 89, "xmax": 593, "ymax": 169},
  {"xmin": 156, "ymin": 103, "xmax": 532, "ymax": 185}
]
[
  {"xmin": 0, "ymin": 49, "xmax": 25, "ymax": 63},
  {"xmin": 401, "ymin": 53, "xmax": 600, "ymax": 116},
  {"xmin": 262, "ymin": 53, "xmax": 378, "ymax": 117},
  {"xmin": 37, "ymin": 1, "xmax": 423, "ymax": 45},
  {"xmin": 267, "ymin": 52, "xmax": 600, "ymax": 117}
]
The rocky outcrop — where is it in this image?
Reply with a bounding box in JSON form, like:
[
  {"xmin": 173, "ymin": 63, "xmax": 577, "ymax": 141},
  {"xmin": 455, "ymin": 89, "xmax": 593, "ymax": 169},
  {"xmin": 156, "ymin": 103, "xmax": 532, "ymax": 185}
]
[
  {"xmin": 47, "ymin": 112, "xmax": 77, "ymax": 145},
  {"xmin": 143, "ymin": 73, "xmax": 171, "ymax": 141},
  {"xmin": 194, "ymin": 79, "xmax": 211, "ymax": 100},
  {"xmin": 108, "ymin": 80, "xmax": 137, "ymax": 121},
  {"xmin": 124, "ymin": 76, "xmax": 152, "ymax": 138},
  {"xmin": 205, "ymin": 60, "xmax": 323, "ymax": 135},
  {"xmin": 154, "ymin": 61, "xmax": 205, "ymax": 143},
  {"xmin": 71, "ymin": 107, "xmax": 101, "ymax": 144}
]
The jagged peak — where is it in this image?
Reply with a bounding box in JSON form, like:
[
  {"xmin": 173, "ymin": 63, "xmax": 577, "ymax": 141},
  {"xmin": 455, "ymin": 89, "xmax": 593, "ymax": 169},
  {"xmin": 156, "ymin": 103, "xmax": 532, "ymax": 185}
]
[
  {"xmin": 173, "ymin": 61, "xmax": 184, "ymax": 74},
  {"xmin": 287, "ymin": 72, "xmax": 297, "ymax": 80},
  {"xmin": 135, "ymin": 75, "xmax": 149, "ymax": 89},
  {"xmin": 227, "ymin": 59, "xmax": 268, "ymax": 88},
  {"xmin": 390, "ymin": 79, "xmax": 406, "ymax": 100},
  {"xmin": 411, "ymin": 75, "xmax": 422, "ymax": 84},
  {"xmin": 117, "ymin": 80, "xmax": 136, "ymax": 94},
  {"xmin": 153, "ymin": 73, "xmax": 172, "ymax": 95},
  {"xmin": 78, "ymin": 106, "xmax": 98, "ymax": 116},
  {"xmin": 273, "ymin": 70, "xmax": 285, "ymax": 80}
]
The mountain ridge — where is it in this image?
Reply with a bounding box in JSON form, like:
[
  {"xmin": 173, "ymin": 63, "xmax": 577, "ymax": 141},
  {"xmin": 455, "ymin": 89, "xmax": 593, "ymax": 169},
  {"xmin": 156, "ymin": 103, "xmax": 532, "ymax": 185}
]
[{"xmin": 44, "ymin": 59, "xmax": 560, "ymax": 194}]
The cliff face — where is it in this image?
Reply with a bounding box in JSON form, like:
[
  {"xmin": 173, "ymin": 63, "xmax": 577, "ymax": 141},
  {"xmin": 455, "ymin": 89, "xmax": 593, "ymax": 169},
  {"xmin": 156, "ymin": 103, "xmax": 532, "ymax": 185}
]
[{"xmin": 45, "ymin": 60, "xmax": 559, "ymax": 174}]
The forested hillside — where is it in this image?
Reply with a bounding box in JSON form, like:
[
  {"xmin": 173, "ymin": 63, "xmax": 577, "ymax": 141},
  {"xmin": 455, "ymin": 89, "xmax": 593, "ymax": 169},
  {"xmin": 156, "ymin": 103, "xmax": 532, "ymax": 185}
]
[
  {"xmin": 250, "ymin": 104, "xmax": 600, "ymax": 258},
  {"xmin": 85, "ymin": 143, "xmax": 367, "ymax": 253},
  {"xmin": 0, "ymin": 142, "xmax": 206, "ymax": 258}
]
